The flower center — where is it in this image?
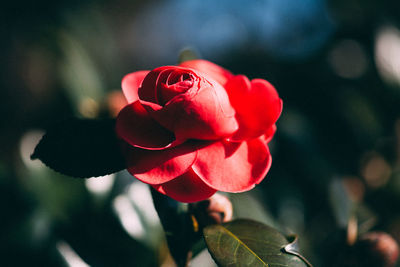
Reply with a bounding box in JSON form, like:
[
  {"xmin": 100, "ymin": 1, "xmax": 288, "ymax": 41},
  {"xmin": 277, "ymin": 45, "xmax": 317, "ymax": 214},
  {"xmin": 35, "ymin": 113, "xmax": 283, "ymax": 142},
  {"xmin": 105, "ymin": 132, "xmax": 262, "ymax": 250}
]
[{"xmin": 159, "ymin": 71, "xmax": 194, "ymax": 105}]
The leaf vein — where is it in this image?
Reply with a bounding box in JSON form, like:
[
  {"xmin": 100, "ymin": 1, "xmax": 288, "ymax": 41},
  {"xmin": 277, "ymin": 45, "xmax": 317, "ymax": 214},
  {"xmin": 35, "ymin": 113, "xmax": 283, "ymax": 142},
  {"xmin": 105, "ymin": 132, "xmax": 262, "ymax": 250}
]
[{"xmin": 217, "ymin": 225, "xmax": 268, "ymax": 266}]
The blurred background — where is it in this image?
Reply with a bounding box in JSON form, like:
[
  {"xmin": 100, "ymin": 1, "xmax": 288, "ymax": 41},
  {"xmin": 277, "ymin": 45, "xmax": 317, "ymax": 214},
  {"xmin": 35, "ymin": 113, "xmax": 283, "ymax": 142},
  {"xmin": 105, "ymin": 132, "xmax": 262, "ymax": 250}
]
[{"xmin": 1, "ymin": 0, "xmax": 400, "ymax": 266}]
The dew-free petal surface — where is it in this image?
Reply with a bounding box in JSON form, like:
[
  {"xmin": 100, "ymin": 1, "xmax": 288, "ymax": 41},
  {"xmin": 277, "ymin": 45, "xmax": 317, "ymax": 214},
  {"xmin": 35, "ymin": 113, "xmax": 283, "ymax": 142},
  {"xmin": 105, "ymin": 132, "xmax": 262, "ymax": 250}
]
[
  {"xmin": 116, "ymin": 101, "xmax": 175, "ymax": 149},
  {"xmin": 147, "ymin": 79, "xmax": 238, "ymax": 140},
  {"xmin": 152, "ymin": 169, "xmax": 217, "ymax": 203},
  {"xmin": 192, "ymin": 138, "xmax": 272, "ymax": 192},
  {"xmin": 139, "ymin": 66, "xmax": 188, "ymax": 104},
  {"xmin": 179, "ymin": 59, "xmax": 233, "ymax": 86},
  {"xmin": 262, "ymin": 124, "xmax": 277, "ymax": 144},
  {"xmin": 226, "ymin": 75, "xmax": 282, "ymax": 141},
  {"xmin": 123, "ymin": 140, "xmax": 208, "ymax": 185},
  {"xmin": 121, "ymin": 70, "xmax": 149, "ymax": 103}
]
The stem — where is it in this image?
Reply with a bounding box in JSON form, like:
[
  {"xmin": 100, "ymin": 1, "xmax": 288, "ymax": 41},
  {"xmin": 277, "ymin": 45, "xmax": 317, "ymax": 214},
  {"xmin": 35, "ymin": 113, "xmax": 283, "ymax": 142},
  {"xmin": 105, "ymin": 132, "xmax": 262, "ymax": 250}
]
[{"xmin": 150, "ymin": 188, "xmax": 197, "ymax": 267}]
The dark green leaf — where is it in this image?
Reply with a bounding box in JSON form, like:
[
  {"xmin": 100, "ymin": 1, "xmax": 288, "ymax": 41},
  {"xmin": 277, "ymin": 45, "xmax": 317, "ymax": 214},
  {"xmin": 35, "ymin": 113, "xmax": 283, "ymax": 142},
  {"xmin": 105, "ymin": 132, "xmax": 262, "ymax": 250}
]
[
  {"xmin": 31, "ymin": 118, "xmax": 125, "ymax": 178},
  {"xmin": 204, "ymin": 219, "xmax": 310, "ymax": 267}
]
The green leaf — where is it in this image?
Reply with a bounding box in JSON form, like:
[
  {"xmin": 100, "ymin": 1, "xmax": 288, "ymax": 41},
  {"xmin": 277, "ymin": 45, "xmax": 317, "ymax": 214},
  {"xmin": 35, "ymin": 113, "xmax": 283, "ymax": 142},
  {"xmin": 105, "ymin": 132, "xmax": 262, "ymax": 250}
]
[
  {"xmin": 203, "ymin": 219, "xmax": 310, "ymax": 267},
  {"xmin": 282, "ymin": 235, "xmax": 313, "ymax": 267},
  {"xmin": 31, "ymin": 118, "xmax": 125, "ymax": 178}
]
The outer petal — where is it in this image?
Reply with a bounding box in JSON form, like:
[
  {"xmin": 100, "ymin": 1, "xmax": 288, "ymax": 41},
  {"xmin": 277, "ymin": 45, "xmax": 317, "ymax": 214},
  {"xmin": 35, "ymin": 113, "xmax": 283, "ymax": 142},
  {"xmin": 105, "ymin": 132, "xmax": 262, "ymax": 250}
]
[
  {"xmin": 121, "ymin": 70, "xmax": 149, "ymax": 103},
  {"xmin": 192, "ymin": 138, "xmax": 272, "ymax": 192},
  {"xmin": 124, "ymin": 140, "xmax": 209, "ymax": 185},
  {"xmin": 262, "ymin": 124, "xmax": 277, "ymax": 143},
  {"xmin": 142, "ymin": 78, "xmax": 238, "ymax": 141},
  {"xmin": 226, "ymin": 75, "xmax": 283, "ymax": 141},
  {"xmin": 179, "ymin": 59, "xmax": 234, "ymax": 86},
  {"xmin": 152, "ymin": 169, "xmax": 217, "ymax": 203},
  {"xmin": 116, "ymin": 101, "xmax": 175, "ymax": 149}
]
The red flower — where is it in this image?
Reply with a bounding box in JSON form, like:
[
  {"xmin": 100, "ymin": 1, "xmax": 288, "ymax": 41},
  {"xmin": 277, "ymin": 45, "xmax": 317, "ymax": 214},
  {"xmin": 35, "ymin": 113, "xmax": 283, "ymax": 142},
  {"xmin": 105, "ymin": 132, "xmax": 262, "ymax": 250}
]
[{"xmin": 116, "ymin": 60, "xmax": 282, "ymax": 202}]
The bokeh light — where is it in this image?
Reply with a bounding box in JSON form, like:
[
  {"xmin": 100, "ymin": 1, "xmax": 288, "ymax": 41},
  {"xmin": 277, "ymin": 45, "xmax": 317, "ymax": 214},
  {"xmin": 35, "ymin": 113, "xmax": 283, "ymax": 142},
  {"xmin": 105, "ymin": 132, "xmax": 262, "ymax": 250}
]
[{"xmin": 375, "ymin": 25, "xmax": 400, "ymax": 88}]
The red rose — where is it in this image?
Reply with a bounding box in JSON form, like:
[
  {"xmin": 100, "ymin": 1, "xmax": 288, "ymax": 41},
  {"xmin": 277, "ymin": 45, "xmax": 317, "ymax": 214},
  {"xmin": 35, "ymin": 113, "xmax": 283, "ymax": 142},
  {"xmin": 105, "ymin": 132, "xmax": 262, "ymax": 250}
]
[{"xmin": 116, "ymin": 60, "xmax": 282, "ymax": 202}]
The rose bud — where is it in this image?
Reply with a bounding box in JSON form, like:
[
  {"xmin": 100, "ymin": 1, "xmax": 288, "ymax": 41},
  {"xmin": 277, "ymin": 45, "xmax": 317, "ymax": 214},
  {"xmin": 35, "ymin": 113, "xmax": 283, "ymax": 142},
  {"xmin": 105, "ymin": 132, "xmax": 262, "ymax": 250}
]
[
  {"xmin": 116, "ymin": 60, "xmax": 282, "ymax": 202},
  {"xmin": 190, "ymin": 193, "xmax": 233, "ymax": 228}
]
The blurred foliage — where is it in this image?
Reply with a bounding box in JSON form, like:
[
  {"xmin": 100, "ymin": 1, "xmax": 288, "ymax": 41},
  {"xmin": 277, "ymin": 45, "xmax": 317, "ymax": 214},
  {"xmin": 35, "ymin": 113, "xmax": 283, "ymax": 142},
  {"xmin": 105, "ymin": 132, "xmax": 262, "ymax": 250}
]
[{"xmin": 1, "ymin": 0, "xmax": 400, "ymax": 266}]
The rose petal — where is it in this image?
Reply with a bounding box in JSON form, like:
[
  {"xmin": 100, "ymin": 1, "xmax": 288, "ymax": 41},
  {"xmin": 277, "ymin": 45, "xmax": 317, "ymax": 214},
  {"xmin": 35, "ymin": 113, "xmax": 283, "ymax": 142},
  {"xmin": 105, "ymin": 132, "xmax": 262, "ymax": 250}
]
[
  {"xmin": 262, "ymin": 124, "xmax": 277, "ymax": 143},
  {"xmin": 179, "ymin": 59, "xmax": 233, "ymax": 86},
  {"xmin": 142, "ymin": 78, "xmax": 238, "ymax": 141},
  {"xmin": 121, "ymin": 71, "xmax": 149, "ymax": 103},
  {"xmin": 157, "ymin": 69, "xmax": 193, "ymax": 105},
  {"xmin": 226, "ymin": 75, "xmax": 282, "ymax": 141},
  {"xmin": 116, "ymin": 101, "xmax": 175, "ymax": 149},
  {"xmin": 140, "ymin": 66, "xmax": 185, "ymax": 104},
  {"xmin": 192, "ymin": 138, "xmax": 272, "ymax": 192},
  {"xmin": 152, "ymin": 169, "xmax": 217, "ymax": 203},
  {"xmin": 123, "ymin": 140, "xmax": 208, "ymax": 185}
]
